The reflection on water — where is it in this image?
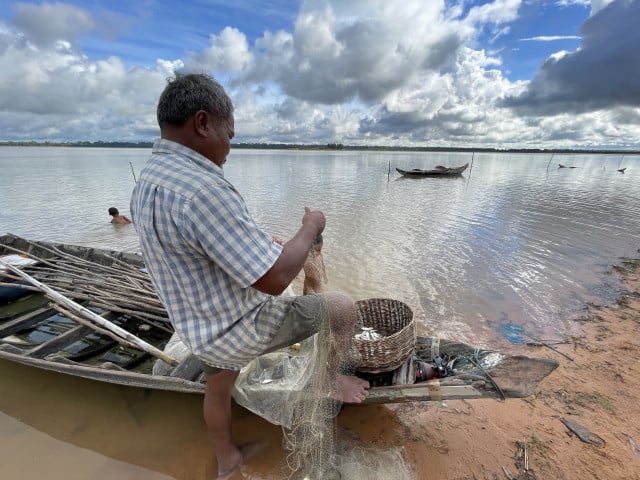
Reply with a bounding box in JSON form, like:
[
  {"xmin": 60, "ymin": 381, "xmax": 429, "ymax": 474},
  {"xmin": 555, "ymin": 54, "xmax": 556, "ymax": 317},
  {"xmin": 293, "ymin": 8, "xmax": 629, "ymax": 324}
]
[
  {"xmin": 0, "ymin": 359, "xmax": 402, "ymax": 480},
  {"xmin": 1, "ymin": 147, "xmax": 639, "ymax": 478},
  {"xmin": 0, "ymin": 410, "xmax": 177, "ymax": 480},
  {"xmin": 2, "ymin": 147, "xmax": 639, "ymax": 342}
]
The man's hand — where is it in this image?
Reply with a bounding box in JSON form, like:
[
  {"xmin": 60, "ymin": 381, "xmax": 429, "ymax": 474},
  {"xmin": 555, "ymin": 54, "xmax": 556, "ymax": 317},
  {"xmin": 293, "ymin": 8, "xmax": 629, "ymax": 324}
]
[
  {"xmin": 253, "ymin": 207, "xmax": 326, "ymax": 296},
  {"xmin": 302, "ymin": 207, "xmax": 325, "ymax": 236}
]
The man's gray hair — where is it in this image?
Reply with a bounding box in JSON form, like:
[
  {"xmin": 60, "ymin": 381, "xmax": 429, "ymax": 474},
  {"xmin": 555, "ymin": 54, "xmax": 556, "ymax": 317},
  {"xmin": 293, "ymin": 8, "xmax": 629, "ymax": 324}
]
[{"xmin": 157, "ymin": 73, "xmax": 234, "ymax": 128}]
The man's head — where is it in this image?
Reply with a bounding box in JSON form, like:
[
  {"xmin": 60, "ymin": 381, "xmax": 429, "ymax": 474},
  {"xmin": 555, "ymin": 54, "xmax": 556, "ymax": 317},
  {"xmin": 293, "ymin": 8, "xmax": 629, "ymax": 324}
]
[
  {"xmin": 157, "ymin": 73, "xmax": 235, "ymax": 166},
  {"xmin": 108, "ymin": 207, "xmax": 119, "ymax": 216}
]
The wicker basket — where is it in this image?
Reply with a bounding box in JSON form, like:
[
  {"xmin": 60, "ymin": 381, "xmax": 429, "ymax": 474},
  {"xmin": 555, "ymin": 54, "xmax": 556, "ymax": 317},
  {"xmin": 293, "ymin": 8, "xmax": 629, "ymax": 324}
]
[{"xmin": 354, "ymin": 298, "xmax": 415, "ymax": 373}]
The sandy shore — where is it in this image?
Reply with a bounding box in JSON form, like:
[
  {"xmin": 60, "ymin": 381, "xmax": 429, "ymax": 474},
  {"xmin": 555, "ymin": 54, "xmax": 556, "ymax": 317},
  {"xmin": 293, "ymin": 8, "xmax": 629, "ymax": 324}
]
[{"xmin": 336, "ymin": 257, "xmax": 640, "ymax": 480}]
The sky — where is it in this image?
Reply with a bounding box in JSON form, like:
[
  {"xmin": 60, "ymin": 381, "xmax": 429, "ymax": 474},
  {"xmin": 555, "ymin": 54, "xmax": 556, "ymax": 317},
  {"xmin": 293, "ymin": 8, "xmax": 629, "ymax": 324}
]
[{"xmin": 0, "ymin": 0, "xmax": 639, "ymax": 149}]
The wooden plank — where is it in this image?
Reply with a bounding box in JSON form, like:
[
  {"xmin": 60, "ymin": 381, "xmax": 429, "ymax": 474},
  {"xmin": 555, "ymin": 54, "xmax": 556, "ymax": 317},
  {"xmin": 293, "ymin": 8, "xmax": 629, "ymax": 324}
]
[
  {"xmin": 0, "ymin": 307, "xmax": 54, "ymax": 337},
  {"xmin": 169, "ymin": 353, "xmax": 204, "ymax": 381},
  {"xmin": 0, "ymin": 294, "xmax": 50, "ymax": 320},
  {"xmin": 26, "ymin": 324, "xmax": 92, "ymax": 358},
  {"xmin": 26, "ymin": 310, "xmax": 119, "ymax": 359},
  {"xmin": 0, "ymin": 349, "xmax": 205, "ymax": 394},
  {"xmin": 0, "ymin": 262, "xmax": 178, "ymax": 367},
  {"xmin": 364, "ymin": 380, "xmax": 489, "ymax": 404}
]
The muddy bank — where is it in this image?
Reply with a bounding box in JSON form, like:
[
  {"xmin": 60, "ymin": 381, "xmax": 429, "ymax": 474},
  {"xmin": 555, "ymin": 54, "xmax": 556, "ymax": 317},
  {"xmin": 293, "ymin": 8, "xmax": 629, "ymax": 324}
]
[{"xmin": 338, "ymin": 258, "xmax": 640, "ymax": 480}]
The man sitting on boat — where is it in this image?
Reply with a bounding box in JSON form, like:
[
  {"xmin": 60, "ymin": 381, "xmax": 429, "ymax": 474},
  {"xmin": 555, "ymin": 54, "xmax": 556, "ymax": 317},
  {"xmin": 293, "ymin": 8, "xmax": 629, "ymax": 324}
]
[{"xmin": 129, "ymin": 73, "xmax": 369, "ymax": 480}]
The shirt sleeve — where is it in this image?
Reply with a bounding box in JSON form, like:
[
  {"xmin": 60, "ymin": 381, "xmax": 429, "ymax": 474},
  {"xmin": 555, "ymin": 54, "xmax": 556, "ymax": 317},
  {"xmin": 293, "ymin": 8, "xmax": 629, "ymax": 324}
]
[{"xmin": 181, "ymin": 182, "xmax": 283, "ymax": 288}]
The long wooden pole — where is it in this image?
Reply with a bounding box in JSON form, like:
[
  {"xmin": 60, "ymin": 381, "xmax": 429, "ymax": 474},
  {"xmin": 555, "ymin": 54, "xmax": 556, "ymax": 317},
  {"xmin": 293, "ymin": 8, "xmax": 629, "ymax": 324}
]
[
  {"xmin": 0, "ymin": 260, "xmax": 178, "ymax": 367},
  {"xmin": 546, "ymin": 153, "xmax": 554, "ymax": 171},
  {"xmin": 465, "ymin": 152, "xmax": 475, "ymax": 189},
  {"xmin": 523, "ymin": 332, "xmax": 573, "ymax": 361}
]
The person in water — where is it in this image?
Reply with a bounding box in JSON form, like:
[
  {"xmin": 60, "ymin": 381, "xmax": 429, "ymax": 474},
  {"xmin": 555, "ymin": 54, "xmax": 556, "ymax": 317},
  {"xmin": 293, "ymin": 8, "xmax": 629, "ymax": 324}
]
[
  {"xmin": 108, "ymin": 207, "xmax": 132, "ymax": 224},
  {"xmin": 129, "ymin": 73, "xmax": 369, "ymax": 480}
]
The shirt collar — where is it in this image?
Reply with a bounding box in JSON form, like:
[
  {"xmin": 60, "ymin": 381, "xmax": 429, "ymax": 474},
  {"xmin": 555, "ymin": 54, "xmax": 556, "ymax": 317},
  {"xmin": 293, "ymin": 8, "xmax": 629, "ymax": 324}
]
[{"xmin": 152, "ymin": 138, "xmax": 224, "ymax": 177}]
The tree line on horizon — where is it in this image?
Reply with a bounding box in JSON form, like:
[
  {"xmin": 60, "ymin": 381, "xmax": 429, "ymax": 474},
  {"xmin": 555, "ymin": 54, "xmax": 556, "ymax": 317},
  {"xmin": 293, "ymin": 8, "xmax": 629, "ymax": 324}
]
[{"xmin": 0, "ymin": 140, "xmax": 638, "ymax": 155}]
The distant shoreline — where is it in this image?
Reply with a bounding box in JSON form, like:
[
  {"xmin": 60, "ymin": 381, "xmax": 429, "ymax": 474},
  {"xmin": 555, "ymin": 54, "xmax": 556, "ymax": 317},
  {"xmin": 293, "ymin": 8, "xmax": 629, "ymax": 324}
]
[{"xmin": 0, "ymin": 141, "xmax": 639, "ymax": 155}]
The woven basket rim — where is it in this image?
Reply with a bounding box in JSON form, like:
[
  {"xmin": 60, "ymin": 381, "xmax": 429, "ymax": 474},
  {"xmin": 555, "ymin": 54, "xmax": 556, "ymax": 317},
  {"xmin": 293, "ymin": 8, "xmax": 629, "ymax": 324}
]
[{"xmin": 353, "ymin": 298, "xmax": 415, "ymax": 372}]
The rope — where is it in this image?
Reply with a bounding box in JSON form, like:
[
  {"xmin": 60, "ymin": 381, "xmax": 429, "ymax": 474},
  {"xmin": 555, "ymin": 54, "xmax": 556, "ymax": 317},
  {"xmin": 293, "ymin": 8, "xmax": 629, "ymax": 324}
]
[{"xmin": 434, "ymin": 348, "xmax": 506, "ymax": 400}]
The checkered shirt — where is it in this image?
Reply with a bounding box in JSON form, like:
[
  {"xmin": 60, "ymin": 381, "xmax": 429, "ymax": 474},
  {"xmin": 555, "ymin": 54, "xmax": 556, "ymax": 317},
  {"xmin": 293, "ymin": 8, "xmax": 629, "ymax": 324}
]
[{"xmin": 130, "ymin": 139, "xmax": 285, "ymax": 370}]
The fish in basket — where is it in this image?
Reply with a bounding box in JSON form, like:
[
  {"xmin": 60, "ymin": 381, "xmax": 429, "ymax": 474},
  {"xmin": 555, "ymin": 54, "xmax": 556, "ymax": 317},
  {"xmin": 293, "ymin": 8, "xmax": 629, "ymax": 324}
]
[{"xmin": 353, "ymin": 298, "xmax": 416, "ymax": 374}]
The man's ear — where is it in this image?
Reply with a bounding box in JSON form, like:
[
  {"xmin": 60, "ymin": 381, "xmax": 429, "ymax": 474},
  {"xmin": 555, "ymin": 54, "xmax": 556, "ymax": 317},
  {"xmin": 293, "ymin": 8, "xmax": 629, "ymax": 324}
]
[{"xmin": 193, "ymin": 110, "xmax": 210, "ymax": 137}]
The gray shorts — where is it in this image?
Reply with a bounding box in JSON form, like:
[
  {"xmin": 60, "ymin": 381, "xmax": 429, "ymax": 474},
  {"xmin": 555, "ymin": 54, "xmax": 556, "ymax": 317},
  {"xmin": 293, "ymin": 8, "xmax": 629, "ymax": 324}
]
[{"xmin": 201, "ymin": 294, "xmax": 327, "ymax": 376}]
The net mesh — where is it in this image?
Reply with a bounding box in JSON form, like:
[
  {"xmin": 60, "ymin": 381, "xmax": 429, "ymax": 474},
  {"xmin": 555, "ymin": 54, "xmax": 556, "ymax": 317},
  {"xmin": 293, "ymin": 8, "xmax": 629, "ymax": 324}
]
[
  {"xmin": 234, "ymin": 244, "xmax": 415, "ymax": 480},
  {"xmin": 282, "ymin": 308, "xmax": 341, "ymax": 479}
]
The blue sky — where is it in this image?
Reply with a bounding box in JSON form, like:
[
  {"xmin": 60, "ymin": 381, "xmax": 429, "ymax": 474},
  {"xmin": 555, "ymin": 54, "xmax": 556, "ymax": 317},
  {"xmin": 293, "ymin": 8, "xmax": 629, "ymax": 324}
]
[{"xmin": 0, "ymin": 0, "xmax": 639, "ymax": 149}]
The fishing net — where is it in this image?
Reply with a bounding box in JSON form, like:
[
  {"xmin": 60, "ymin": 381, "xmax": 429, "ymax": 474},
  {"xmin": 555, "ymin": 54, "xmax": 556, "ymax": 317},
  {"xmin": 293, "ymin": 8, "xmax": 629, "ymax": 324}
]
[
  {"xmin": 153, "ymin": 244, "xmax": 415, "ymax": 478},
  {"xmin": 233, "ymin": 248, "xmax": 415, "ymax": 480}
]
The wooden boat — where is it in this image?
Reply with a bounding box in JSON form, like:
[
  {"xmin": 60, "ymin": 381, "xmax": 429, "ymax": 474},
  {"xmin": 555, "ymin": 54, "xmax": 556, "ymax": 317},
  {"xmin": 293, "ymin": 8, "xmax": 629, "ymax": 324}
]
[
  {"xmin": 396, "ymin": 162, "xmax": 469, "ymax": 177},
  {"xmin": 0, "ymin": 233, "xmax": 558, "ymax": 404}
]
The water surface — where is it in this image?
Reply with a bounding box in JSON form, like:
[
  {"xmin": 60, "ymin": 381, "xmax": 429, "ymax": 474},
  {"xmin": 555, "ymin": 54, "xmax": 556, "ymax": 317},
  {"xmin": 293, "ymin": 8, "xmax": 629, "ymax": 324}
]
[{"xmin": 1, "ymin": 146, "xmax": 639, "ymax": 479}]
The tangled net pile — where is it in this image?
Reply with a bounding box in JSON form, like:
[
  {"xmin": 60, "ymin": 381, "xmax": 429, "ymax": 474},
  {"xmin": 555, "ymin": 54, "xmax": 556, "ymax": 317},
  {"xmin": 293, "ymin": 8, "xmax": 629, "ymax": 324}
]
[
  {"xmin": 234, "ymin": 245, "xmax": 415, "ymax": 479},
  {"xmin": 281, "ymin": 298, "xmax": 415, "ymax": 480}
]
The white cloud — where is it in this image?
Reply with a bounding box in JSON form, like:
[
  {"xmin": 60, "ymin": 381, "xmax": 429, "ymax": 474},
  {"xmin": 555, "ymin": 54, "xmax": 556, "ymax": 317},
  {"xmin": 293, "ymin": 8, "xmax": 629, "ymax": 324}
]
[
  {"xmin": 12, "ymin": 2, "xmax": 95, "ymax": 47},
  {"xmin": 504, "ymin": 0, "xmax": 640, "ymax": 115},
  {"xmin": 242, "ymin": 0, "xmax": 475, "ymax": 105},
  {"xmin": 0, "ymin": 10, "xmax": 167, "ymax": 140},
  {"xmin": 555, "ymin": 0, "xmax": 616, "ymax": 15},
  {"xmin": 465, "ymin": 0, "xmax": 521, "ymax": 24},
  {"xmin": 184, "ymin": 27, "xmax": 253, "ymax": 73},
  {"xmin": 0, "ymin": 0, "xmax": 639, "ymax": 148},
  {"xmin": 519, "ymin": 35, "xmax": 581, "ymax": 41}
]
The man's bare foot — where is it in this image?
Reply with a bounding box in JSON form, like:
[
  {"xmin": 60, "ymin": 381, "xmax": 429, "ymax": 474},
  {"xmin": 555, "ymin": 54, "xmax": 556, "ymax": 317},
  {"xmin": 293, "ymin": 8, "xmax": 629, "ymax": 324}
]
[
  {"xmin": 329, "ymin": 374, "xmax": 370, "ymax": 403},
  {"xmin": 216, "ymin": 442, "xmax": 266, "ymax": 480}
]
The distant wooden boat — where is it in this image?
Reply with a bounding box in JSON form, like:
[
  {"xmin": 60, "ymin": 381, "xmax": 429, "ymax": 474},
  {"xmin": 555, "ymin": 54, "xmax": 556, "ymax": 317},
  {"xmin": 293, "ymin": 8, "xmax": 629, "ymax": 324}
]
[
  {"xmin": 396, "ymin": 162, "xmax": 469, "ymax": 177},
  {"xmin": 558, "ymin": 164, "xmax": 577, "ymax": 169},
  {"xmin": 0, "ymin": 234, "xmax": 557, "ymax": 404}
]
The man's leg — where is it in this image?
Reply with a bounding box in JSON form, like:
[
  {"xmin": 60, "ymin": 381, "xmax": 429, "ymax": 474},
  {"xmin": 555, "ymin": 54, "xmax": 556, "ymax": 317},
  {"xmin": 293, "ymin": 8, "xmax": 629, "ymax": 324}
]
[{"xmin": 203, "ymin": 369, "xmax": 263, "ymax": 479}]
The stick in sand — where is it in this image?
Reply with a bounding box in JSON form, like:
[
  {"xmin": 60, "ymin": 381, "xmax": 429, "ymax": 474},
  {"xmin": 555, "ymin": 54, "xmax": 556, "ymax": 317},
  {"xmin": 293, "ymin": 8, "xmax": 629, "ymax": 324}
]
[
  {"xmin": 0, "ymin": 260, "xmax": 178, "ymax": 367},
  {"xmin": 523, "ymin": 332, "xmax": 574, "ymax": 362}
]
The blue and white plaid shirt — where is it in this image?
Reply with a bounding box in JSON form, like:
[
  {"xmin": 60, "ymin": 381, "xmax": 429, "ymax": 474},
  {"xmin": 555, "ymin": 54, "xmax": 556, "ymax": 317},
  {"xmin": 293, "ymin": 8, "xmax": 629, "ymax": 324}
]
[{"xmin": 130, "ymin": 139, "xmax": 286, "ymax": 370}]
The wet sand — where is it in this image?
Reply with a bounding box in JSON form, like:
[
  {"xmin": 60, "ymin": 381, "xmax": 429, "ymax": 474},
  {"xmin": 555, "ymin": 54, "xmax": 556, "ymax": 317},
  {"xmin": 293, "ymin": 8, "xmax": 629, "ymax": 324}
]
[
  {"xmin": 386, "ymin": 258, "xmax": 640, "ymax": 480},
  {"xmin": 1, "ymin": 258, "xmax": 639, "ymax": 479}
]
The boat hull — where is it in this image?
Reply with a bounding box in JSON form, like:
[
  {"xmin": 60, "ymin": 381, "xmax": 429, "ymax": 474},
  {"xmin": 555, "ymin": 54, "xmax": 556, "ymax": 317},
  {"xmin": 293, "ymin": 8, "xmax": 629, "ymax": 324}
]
[
  {"xmin": 396, "ymin": 162, "xmax": 469, "ymax": 177},
  {"xmin": 0, "ymin": 233, "xmax": 557, "ymax": 405}
]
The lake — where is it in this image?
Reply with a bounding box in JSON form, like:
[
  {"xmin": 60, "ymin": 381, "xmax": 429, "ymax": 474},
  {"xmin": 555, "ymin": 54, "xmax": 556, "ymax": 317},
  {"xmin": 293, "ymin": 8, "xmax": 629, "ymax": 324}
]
[{"xmin": 1, "ymin": 146, "xmax": 639, "ymax": 479}]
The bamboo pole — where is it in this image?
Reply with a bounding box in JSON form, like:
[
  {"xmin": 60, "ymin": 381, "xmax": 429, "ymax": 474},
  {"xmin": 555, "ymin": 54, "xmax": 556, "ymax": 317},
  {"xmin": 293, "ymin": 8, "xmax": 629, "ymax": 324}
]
[
  {"xmin": 5, "ymin": 238, "xmax": 149, "ymax": 282},
  {"xmin": 7, "ymin": 265, "xmax": 170, "ymax": 323},
  {"xmin": 523, "ymin": 332, "xmax": 574, "ymax": 361},
  {"xmin": 465, "ymin": 152, "xmax": 475, "ymax": 189},
  {"xmin": 1, "ymin": 243, "xmax": 170, "ymax": 323},
  {"xmin": 51, "ymin": 304, "xmax": 140, "ymax": 350},
  {"xmin": 0, "ymin": 260, "xmax": 178, "ymax": 367},
  {"xmin": 0, "ymin": 282, "xmax": 41, "ymax": 293}
]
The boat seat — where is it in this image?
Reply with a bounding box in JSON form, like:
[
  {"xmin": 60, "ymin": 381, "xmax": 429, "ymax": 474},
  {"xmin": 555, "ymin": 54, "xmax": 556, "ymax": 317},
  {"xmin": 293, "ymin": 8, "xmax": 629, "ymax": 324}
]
[{"xmin": 169, "ymin": 353, "xmax": 203, "ymax": 381}]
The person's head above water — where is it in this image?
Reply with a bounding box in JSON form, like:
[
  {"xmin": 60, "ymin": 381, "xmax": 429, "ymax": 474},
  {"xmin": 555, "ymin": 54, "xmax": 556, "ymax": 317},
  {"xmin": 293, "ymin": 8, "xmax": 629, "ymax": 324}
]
[{"xmin": 108, "ymin": 207, "xmax": 131, "ymax": 224}]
